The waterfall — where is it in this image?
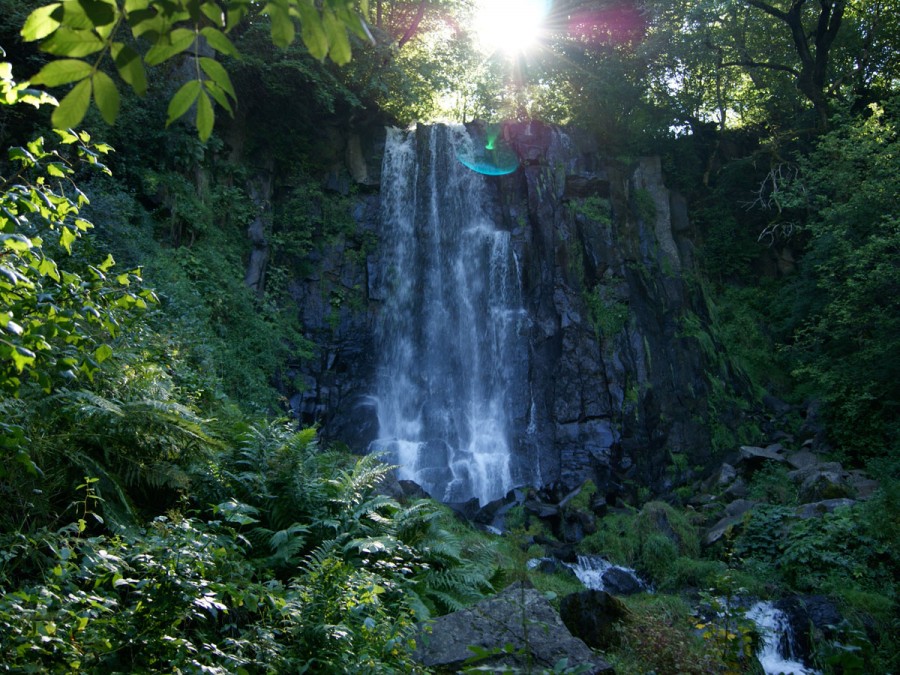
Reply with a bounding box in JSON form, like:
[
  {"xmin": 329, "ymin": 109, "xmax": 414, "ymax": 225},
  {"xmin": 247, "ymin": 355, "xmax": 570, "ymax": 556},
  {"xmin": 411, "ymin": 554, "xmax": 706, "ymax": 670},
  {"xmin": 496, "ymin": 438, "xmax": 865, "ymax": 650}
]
[
  {"xmin": 370, "ymin": 125, "xmax": 528, "ymax": 506},
  {"xmin": 746, "ymin": 602, "xmax": 820, "ymax": 675},
  {"xmin": 563, "ymin": 555, "xmax": 647, "ymax": 594}
]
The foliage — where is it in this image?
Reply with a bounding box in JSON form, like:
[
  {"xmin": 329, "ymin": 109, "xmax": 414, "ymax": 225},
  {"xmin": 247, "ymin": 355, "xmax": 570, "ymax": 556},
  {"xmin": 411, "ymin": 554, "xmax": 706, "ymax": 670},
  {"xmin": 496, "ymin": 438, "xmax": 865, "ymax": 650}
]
[
  {"xmin": 609, "ymin": 593, "xmax": 725, "ymax": 675},
  {"xmin": 730, "ymin": 500, "xmax": 897, "ymax": 602},
  {"xmin": 784, "ymin": 100, "xmax": 900, "ymax": 459},
  {"xmin": 578, "ymin": 500, "xmax": 702, "ymax": 588},
  {"xmin": 693, "ymin": 574, "xmax": 760, "ymax": 675},
  {"xmin": 19, "ymin": 0, "xmax": 372, "ymax": 137},
  {"xmin": 583, "ymin": 283, "xmax": 628, "ymax": 342}
]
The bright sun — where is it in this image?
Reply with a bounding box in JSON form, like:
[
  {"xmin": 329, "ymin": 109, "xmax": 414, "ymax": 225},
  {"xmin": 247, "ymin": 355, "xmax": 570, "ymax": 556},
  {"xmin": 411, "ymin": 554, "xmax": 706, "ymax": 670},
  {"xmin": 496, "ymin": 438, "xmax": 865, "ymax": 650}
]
[{"xmin": 473, "ymin": 0, "xmax": 550, "ymax": 56}]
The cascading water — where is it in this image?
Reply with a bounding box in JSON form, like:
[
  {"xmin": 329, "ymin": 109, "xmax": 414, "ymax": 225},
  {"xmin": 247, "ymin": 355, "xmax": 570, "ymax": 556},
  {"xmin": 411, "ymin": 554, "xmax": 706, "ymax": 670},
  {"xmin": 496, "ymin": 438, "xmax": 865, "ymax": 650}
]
[
  {"xmin": 746, "ymin": 602, "xmax": 820, "ymax": 675},
  {"xmin": 369, "ymin": 125, "xmax": 529, "ymax": 506}
]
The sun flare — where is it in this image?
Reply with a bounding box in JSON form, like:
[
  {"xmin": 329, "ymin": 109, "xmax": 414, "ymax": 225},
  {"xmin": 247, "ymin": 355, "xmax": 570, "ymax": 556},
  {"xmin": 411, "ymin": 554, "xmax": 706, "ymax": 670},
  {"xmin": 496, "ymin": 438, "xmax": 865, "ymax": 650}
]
[{"xmin": 473, "ymin": 0, "xmax": 550, "ymax": 56}]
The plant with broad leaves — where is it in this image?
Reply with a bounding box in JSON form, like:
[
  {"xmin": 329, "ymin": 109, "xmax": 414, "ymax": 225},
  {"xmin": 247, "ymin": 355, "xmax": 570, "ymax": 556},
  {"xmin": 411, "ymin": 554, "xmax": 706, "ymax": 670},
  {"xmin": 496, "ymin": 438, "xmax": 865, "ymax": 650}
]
[
  {"xmin": 20, "ymin": 0, "xmax": 374, "ymax": 139},
  {"xmin": 1, "ymin": 56, "xmax": 156, "ymax": 478}
]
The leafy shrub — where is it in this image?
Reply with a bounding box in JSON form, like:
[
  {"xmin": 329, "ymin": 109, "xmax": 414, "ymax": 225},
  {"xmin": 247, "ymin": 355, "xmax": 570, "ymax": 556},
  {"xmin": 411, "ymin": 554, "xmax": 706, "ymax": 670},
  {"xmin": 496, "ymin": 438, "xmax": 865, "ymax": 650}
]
[
  {"xmin": 579, "ymin": 501, "xmax": 702, "ymax": 587},
  {"xmin": 609, "ymin": 594, "xmax": 723, "ymax": 675}
]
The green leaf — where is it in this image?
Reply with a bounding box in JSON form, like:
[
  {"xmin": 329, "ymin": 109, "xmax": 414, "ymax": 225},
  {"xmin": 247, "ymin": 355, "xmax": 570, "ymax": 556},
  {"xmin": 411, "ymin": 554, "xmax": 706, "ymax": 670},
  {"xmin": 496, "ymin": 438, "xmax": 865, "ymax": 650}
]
[
  {"xmin": 196, "ymin": 90, "xmax": 214, "ymax": 141},
  {"xmin": 111, "ymin": 42, "xmax": 147, "ymax": 96},
  {"xmin": 54, "ymin": 128, "xmax": 79, "ymax": 144},
  {"xmin": 21, "ymin": 3, "xmax": 62, "ymax": 42},
  {"xmin": 40, "ymin": 27, "xmax": 105, "ymax": 57},
  {"xmin": 11, "ymin": 346, "xmax": 36, "ymax": 373},
  {"xmin": 51, "ymin": 78, "xmax": 92, "ymax": 128},
  {"xmin": 166, "ymin": 79, "xmax": 201, "ymax": 126},
  {"xmin": 264, "ymin": 2, "xmax": 294, "ymax": 48},
  {"xmin": 74, "ymin": 0, "xmax": 117, "ymax": 27},
  {"xmin": 203, "ymin": 81, "xmax": 233, "ymax": 114},
  {"xmin": 224, "ymin": 1, "xmax": 250, "ymax": 31},
  {"xmin": 98, "ymin": 253, "xmax": 115, "ymax": 271},
  {"xmin": 94, "ymin": 343, "xmax": 113, "ymax": 363},
  {"xmin": 199, "ymin": 1, "xmax": 224, "ymax": 26},
  {"xmin": 30, "ymin": 58, "xmax": 92, "ymax": 87},
  {"xmin": 59, "ymin": 225, "xmax": 76, "ymax": 254},
  {"xmin": 200, "ymin": 27, "xmax": 239, "ymax": 58},
  {"xmin": 199, "ymin": 57, "xmax": 235, "ymax": 98},
  {"xmin": 47, "ymin": 162, "xmax": 68, "ymax": 177},
  {"xmin": 59, "ymin": 0, "xmax": 116, "ymax": 30},
  {"xmin": 38, "ymin": 256, "xmax": 61, "ymax": 281},
  {"xmin": 91, "ymin": 70, "xmax": 120, "ymax": 124},
  {"xmin": 2, "ymin": 234, "xmax": 34, "ymax": 253},
  {"xmin": 323, "ymin": 9, "xmax": 351, "ymax": 65},
  {"xmin": 145, "ymin": 27, "xmax": 196, "ymax": 66},
  {"xmin": 296, "ymin": 3, "xmax": 328, "ymax": 60}
]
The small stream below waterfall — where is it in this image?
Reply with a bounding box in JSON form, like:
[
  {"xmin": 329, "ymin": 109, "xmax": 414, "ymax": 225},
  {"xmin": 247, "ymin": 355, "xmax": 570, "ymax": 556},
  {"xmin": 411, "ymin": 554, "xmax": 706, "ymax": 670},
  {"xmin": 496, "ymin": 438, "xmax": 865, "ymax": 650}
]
[
  {"xmin": 532, "ymin": 556, "xmax": 819, "ymax": 674},
  {"xmin": 746, "ymin": 602, "xmax": 821, "ymax": 675}
]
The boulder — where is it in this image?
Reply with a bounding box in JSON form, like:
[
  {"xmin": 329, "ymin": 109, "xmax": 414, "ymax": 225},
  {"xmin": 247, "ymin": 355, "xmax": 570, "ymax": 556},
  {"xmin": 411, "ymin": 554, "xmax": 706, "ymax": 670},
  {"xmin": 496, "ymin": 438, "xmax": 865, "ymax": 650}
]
[
  {"xmin": 736, "ymin": 444, "xmax": 786, "ymax": 473},
  {"xmin": 560, "ymin": 590, "xmax": 630, "ymax": 650},
  {"xmin": 795, "ymin": 462, "xmax": 853, "ymax": 502},
  {"xmin": 601, "ymin": 566, "xmax": 644, "ymax": 596},
  {"xmin": 414, "ymin": 582, "xmax": 614, "ymax": 674},
  {"xmin": 847, "ymin": 471, "xmax": 880, "ymax": 500},
  {"xmin": 724, "ymin": 499, "xmax": 757, "ymax": 518},
  {"xmin": 786, "ymin": 450, "xmax": 819, "ymax": 471},
  {"xmin": 704, "ymin": 514, "xmax": 744, "ymax": 546},
  {"xmin": 775, "ymin": 595, "xmax": 844, "ymax": 665},
  {"xmin": 723, "ymin": 477, "xmax": 749, "ymax": 499},
  {"xmin": 709, "ymin": 462, "xmax": 737, "ymax": 488},
  {"xmin": 795, "ymin": 498, "xmax": 856, "ymax": 519}
]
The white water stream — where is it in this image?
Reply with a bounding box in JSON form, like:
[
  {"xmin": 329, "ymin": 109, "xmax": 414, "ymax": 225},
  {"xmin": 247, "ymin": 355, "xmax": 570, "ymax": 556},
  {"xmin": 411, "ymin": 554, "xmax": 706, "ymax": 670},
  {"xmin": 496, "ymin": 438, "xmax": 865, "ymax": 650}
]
[{"xmin": 746, "ymin": 601, "xmax": 820, "ymax": 675}]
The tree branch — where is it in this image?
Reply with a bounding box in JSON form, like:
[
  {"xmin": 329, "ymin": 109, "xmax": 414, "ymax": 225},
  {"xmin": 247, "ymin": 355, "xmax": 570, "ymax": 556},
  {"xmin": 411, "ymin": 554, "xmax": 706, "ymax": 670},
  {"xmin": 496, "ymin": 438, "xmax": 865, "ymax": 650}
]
[
  {"xmin": 721, "ymin": 60, "xmax": 800, "ymax": 77},
  {"xmin": 742, "ymin": 0, "xmax": 792, "ymax": 22},
  {"xmin": 397, "ymin": 0, "xmax": 427, "ymax": 49}
]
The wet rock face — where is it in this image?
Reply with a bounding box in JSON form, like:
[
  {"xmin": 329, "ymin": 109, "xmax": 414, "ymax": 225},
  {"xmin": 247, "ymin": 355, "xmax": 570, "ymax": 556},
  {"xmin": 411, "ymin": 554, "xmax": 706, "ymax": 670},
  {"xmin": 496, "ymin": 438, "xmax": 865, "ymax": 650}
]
[
  {"xmin": 295, "ymin": 121, "xmax": 731, "ymax": 499},
  {"xmin": 496, "ymin": 121, "xmax": 722, "ymax": 493}
]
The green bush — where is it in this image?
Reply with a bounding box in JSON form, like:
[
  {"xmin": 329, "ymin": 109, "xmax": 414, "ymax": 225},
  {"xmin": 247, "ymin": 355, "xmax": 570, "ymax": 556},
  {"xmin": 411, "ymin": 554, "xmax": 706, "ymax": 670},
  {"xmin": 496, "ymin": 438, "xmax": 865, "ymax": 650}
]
[{"xmin": 579, "ymin": 501, "xmax": 702, "ymax": 587}]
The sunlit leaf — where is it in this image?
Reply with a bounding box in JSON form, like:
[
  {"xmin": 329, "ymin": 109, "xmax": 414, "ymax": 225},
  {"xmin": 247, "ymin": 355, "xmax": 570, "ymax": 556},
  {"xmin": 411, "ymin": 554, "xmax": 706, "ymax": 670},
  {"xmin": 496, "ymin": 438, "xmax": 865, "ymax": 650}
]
[
  {"xmin": 200, "ymin": 27, "xmax": 239, "ymax": 58},
  {"xmin": 11, "ymin": 346, "xmax": 37, "ymax": 373},
  {"xmin": 21, "ymin": 3, "xmax": 63, "ymax": 42},
  {"xmin": 40, "ymin": 27, "xmax": 105, "ymax": 57},
  {"xmin": 199, "ymin": 1, "xmax": 224, "ymax": 26},
  {"xmin": 30, "ymin": 59, "xmax": 92, "ymax": 87},
  {"xmin": 91, "ymin": 70, "xmax": 120, "ymax": 124},
  {"xmin": 111, "ymin": 42, "xmax": 147, "ymax": 95},
  {"xmin": 323, "ymin": 9, "xmax": 351, "ymax": 65},
  {"xmin": 51, "ymin": 78, "xmax": 92, "ymax": 128},
  {"xmin": 94, "ymin": 343, "xmax": 113, "ymax": 363},
  {"xmin": 61, "ymin": 0, "xmax": 116, "ymax": 29},
  {"xmin": 264, "ymin": 2, "xmax": 294, "ymax": 48},
  {"xmin": 166, "ymin": 79, "xmax": 201, "ymax": 126},
  {"xmin": 59, "ymin": 225, "xmax": 76, "ymax": 254},
  {"xmin": 203, "ymin": 81, "xmax": 233, "ymax": 114},
  {"xmin": 145, "ymin": 27, "xmax": 196, "ymax": 66},
  {"xmin": 296, "ymin": 3, "xmax": 328, "ymax": 60},
  {"xmin": 199, "ymin": 57, "xmax": 235, "ymax": 98}
]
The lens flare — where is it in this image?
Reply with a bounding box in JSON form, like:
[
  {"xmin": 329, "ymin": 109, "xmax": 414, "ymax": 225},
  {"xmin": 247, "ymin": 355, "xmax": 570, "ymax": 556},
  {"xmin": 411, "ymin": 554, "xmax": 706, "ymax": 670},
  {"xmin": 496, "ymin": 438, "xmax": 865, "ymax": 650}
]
[{"xmin": 473, "ymin": 0, "xmax": 550, "ymax": 55}]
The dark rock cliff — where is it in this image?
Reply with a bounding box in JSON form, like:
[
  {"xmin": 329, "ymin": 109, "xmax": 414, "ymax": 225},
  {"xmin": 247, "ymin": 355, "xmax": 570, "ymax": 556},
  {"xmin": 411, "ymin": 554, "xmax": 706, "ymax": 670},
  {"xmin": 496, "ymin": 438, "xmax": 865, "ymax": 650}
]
[{"xmin": 273, "ymin": 121, "xmax": 746, "ymax": 500}]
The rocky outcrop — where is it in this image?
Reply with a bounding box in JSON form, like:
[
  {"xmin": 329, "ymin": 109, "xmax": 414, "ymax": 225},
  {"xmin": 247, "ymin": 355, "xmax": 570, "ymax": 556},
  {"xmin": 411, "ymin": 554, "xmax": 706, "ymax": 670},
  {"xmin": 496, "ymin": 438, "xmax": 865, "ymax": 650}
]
[
  {"xmin": 559, "ymin": 590, "xmax": 630, "ymax": 650},
  {"xmin": 413, "ymin": 582, "xmax": 614, "ymax": 674},
  {"xmin": 289, "ymin": 120, "xmax": 744, "ymax": 501}
]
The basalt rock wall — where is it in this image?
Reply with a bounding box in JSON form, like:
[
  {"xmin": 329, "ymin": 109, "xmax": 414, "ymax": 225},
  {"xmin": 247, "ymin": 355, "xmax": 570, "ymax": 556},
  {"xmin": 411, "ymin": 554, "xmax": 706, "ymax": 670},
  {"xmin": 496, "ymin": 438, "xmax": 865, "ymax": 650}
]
[{"xmin": 283, "ymin": 121, "xmax": 741, "ymax": 499}]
